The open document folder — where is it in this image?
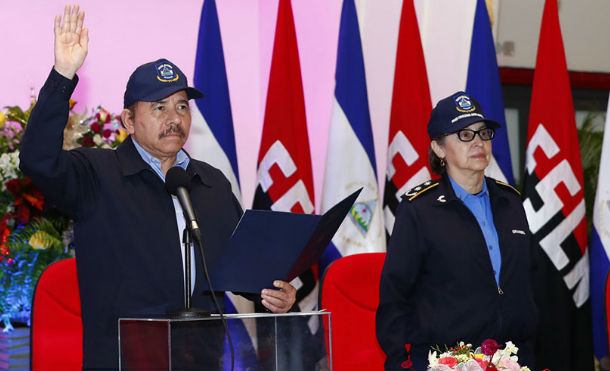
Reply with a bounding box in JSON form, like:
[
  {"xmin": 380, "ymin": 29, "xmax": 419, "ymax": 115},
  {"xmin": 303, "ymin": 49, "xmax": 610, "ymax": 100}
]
[{"xmin": 203, "ymin": 188, "xmax": 362, "ymax": 293}]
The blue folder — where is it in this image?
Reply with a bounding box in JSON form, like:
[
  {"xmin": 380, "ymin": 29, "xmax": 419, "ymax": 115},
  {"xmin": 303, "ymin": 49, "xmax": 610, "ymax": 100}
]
[{"xmin": 203, "ymin": 188, "xmax": 362, "ymax": 293}]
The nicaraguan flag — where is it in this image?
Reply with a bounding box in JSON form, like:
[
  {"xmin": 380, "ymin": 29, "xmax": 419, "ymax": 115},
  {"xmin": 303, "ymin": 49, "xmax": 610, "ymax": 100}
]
[
  {"xmin": 591, "ymin": 94, "xmax": 610, "ymax": 364},
  {"xmin": 190, "ymin": 1, "xmax": 257, "ymax": 369},
  {"xmin": 465, "ymin": 0, "xmax": 514, "ymax": 185},
  {"xmin": 320, "ymin": 0, "xmax": 385, "ymax": 275},
  {"xmin": 190, "ymin": 0, "xmax": 241, "ymax": 201}
]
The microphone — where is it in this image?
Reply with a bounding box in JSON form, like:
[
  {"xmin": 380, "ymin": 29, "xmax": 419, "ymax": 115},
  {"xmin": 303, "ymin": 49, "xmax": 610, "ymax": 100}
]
[
  {"xmin": 165, "ymin": 167, "xmax": 201, "ymax": 241},
  {"xmin": 164, "ymin": 166, "xmax": 234, "ymax": 368}
]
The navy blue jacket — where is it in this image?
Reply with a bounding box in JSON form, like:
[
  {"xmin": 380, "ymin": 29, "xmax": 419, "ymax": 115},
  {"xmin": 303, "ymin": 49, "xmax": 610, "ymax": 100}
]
[
  {"xmin": 20, "ymin": 69, "xmax": 243, "ymax": 370},
  {"xmin": 376, "ymin": 175, "xmax": 538, "ymax": 370}
]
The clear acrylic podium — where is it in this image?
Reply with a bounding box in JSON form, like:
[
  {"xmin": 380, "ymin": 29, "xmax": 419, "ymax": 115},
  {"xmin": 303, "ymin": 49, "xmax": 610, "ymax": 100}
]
[{"xmin": 118, "ymin": 311, "xmax": 332, "ymax": 371}]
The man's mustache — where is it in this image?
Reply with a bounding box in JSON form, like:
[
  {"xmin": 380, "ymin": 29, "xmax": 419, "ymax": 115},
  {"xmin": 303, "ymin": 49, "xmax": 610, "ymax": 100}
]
[{"xmin": 159, "ymin": 124, "xmax": 186, "ymax": 139}]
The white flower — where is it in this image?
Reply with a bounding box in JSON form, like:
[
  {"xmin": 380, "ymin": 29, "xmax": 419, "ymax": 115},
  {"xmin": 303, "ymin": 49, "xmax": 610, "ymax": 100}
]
[
  {"xmin": 93, "ymin": 134, "xmax": 103, "ymax": 146},
  {"xmin": 456, "ymin": 353, "xmax": 469, "ymax": 363},
  {"xmin": 456, "ymin": 359, "xmax": 484, "ymax": 371},
  {"xmin": 439, "ymin": 351, "xmax": 453, "ymax": 358},
  {"xmin": 0, "ymin": 151, "xmax": 20, "ymax": 190},
  {"xmin": 428, "ymin": 350, "xmax": 439, "ymax": 366},
  {"xmin": 503, "ymin": 341, "xmax": 519, "ymax": 356}
]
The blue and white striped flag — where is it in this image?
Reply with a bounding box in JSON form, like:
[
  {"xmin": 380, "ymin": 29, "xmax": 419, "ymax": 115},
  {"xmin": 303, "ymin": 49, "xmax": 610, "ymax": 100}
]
[
  {"xmin": 466, "ymin": 0, "xmax": 514, "ymax": 185},
  {"xmin": 190, "ymin": 1, "xmax": 257, "ymax": 368},
  {"xmin": 190, "ymin": 0, "xmax": 241, "ymax": 201},
  {"xmin": 591, "ymin": 94, "xmax": 610, "ymax": 364},
  {"xmin": 320, "ymin": 0, "xmax": 385, "ymax": 274}
]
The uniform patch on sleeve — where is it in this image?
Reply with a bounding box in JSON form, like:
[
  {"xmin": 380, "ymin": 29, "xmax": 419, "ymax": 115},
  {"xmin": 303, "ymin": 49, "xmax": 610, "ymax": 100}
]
[
  {"xmin": 405, "ymin": 180, "xmax": 439, "ymax": 201},
  {"xmin": 495, "ymin": 180, "xmax": 521, "ymax": 196}
]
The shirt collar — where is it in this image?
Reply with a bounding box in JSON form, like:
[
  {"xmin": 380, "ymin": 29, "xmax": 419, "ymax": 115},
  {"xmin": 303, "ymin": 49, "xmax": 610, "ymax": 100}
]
[
  {"xmin": 132, "ymin": 138, "xmax": 189, "ymax": 181},
  {"xmin": 448, "ymin": 175, "xmax": 488, "ymax": 201}
]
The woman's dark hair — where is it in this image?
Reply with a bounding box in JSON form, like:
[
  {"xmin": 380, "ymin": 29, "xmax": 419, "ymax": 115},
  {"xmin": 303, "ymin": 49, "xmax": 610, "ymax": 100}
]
[{"xmin": 428, "ymin": 135, "xmax": 447, "ymax": 175}]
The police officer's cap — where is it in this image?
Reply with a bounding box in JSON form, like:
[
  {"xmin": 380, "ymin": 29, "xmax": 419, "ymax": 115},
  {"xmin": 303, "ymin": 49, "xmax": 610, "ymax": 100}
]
[
  {"xmin": 427, "ymin": 91, "xmax": 501, "ymax": 140},
  {"xmin": 123, "ymin": 58, "xmax": 203, "ymax": 109}
]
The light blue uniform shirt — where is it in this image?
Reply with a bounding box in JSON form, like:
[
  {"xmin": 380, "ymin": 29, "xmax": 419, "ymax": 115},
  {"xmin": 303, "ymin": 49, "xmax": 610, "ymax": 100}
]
[
  {"xmin": 449, "ymin": 176, "xmax": 502, "ymax": 285},
  {"xmin": 132, "ymin": 139, "xmax": 194, "ymax": 294},
  {"xmin": 132, "ymin": 139, "xmax": 190, "ymax": 180}
]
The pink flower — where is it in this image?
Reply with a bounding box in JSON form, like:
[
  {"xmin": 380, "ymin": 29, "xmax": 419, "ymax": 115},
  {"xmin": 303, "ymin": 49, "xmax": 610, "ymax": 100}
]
[
  {"xmin": 498, "ymin": 357, "xmax": 521, "ymax": 371},
  {"xmin": 438, "ymin": 356, "xmax": 458, "ymax": 368},
  {"xmin": 103, "ymin": 122, "xmax": 116, "ymax": 131},
  {"xmin": 481, "ymin": 339, "xmax": 501, "ymax": 356}
]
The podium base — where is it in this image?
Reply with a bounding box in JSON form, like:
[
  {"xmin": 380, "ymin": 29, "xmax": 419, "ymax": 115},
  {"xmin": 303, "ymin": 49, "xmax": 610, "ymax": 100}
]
[{"xmin": 167, "ymin": 308, "xmax": 211, "ymax": 319}]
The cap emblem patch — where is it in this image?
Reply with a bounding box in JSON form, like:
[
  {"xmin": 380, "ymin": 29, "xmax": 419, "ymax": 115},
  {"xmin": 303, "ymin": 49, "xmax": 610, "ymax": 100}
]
[
  {"xmin": 156, "ymin": 63, "xmax": 179, "ymax": 82},
  {"xmin": 454, "ymin": 94, "xmax": 475, "ymax": 113}
]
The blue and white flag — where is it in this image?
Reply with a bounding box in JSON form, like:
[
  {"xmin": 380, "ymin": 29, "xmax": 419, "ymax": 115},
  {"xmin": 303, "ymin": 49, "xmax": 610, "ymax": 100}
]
[
  {"xmin": 320, "ymin": 0, "xmax": 385, "ymax": 274},
  {"xmin": 591, "ymin": 94, "xmax": 610, "ymax": 364},
  {"xmin": 190, "ymin": 0, "xmax": 241, "ymax": 201},
  {"xmin": 191, "ymin": 1, "xmax": 257, "ymax": 368},
  {"xmin": 465, "ymin": 0, "xmax": 514, "ymax": 185}
]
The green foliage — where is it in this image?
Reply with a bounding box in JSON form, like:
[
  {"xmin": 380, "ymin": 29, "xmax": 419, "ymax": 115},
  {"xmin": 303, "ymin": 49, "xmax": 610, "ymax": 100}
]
[
  {"xmin": 0, "ymin": 218, "xmax": 71, "ymax": 324},
  {"xmin": 5, "ymin": 104, "xmax": 32, "ymax": 126},
  {"xmin": 577, "ymin": 112, "xmax": 604, "ymax": 234}
]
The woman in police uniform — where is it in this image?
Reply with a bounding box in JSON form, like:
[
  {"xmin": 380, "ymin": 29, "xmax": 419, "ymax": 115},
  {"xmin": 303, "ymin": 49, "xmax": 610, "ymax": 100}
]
[{"xmin": 376, "ymin": 92, "xmax": 537, "ymax": 370}]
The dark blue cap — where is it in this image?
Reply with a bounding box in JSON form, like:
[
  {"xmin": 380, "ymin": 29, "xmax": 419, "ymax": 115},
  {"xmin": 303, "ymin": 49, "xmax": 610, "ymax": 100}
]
[
  {"xmin": 427, "ymin": 91, "xmax": 500, "ymax": 140},
  {"xmin": 123, "ymin": 58, "xmax": 203, "ymax": 108}
]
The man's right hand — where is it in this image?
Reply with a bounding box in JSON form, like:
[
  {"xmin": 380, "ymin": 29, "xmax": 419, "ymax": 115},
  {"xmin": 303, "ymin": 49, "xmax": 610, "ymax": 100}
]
[{"xmin": 54, "ymin": 5, "xmax": 88, "ymax": 79}]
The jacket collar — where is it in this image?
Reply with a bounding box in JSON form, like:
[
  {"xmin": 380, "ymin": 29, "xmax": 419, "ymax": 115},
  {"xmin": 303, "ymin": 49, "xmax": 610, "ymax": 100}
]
[
  {"xmin": 434, "ymin": 173, "xmax": 509, "ymax": 207},
  {"xmin": 116, "ymin": 136, "xmax": 211, "ymax": 187}
]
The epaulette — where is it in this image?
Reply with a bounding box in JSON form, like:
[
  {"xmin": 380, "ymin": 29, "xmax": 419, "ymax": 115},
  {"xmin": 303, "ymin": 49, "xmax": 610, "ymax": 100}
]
[
  {"xmin": 405, "ymin": 180, "xmax": 439, "ymax": 202},
  {"xmin": 495, "ymin": 180, "xmax": 520, "ymax": 196}
]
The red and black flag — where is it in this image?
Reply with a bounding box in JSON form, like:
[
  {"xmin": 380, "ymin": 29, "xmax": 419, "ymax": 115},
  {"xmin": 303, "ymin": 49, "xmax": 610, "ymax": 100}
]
[
  {"xmin": 523, "ymin": 0, "xmax": 593, "ymax": 369},
  {"xmin": 383, "ymin": 0, "xmax": 432, "ymax": 237},
  {"xmin": 252, "ymin": 0, "xmax": 318, "ymax": 327}
]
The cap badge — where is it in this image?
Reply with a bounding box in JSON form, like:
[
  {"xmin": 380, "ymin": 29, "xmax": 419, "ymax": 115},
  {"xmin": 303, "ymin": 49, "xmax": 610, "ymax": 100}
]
[
  {"xmin": 454, "ymin": 94, "xmax": 475, "ymax": 113},
  {"xmin": 156, "ymin": 63, "xmax": 179, "ymax": 82}
]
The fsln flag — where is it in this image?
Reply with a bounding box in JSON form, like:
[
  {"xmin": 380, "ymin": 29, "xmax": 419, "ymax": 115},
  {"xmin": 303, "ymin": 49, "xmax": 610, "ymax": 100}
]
[
  {"xmin": 320, "ymin": 0, "xmax": 385, "ymax": 274},
  {"xmin": 591, "ymin": 94, "xmax": 610, "ymax": 365},
  {"xmin": 523, "ymin": 0, "xmax": 593, "ymax": 369},
  {"xmin": 191, "ymin": 2, "xmax": 256, "ymax": 370},
  {"xmin": 465, "ymin": 0, "xmax": 514, "ymax": 185},
  {"xmin": 383, "ymin": 0, "xmax": 432, "ymax": 237},
  {"xmin": 252, "ymin": 0, "xmax": 319, "ymax": 333},
  {"xmin": 191, "ymin": 0, "xmax": 241, "ymax": 201}
]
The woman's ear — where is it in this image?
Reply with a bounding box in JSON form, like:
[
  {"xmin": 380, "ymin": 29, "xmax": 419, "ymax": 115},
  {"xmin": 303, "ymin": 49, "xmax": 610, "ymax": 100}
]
[{"xmin": 431, "ymin": 139, "xmax": 445, "ymax": 159}]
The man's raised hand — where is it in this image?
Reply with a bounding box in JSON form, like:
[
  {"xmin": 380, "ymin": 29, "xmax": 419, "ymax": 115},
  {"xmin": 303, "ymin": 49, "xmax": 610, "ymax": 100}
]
[{"xmin": 54, "ymin": 4, "xmax": 88, "ymax": 79}]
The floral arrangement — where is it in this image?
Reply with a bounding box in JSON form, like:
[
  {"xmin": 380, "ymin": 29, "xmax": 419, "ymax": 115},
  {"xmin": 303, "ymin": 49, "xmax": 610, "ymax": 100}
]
[
  {"xmin": 0, "ymin": 100, "xmax": 126, "ymax": 331},
  {"xmin": 73, "ymin": 107, "xmax": 127, "ymax": 149},
  {"xmin": 426, "ymin": 339, "xmax": 530, "ymax": 371}
]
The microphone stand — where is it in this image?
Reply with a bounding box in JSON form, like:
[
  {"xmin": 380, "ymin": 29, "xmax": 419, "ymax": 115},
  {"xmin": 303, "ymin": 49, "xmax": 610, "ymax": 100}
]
[{"xmin": 168, "ymin": 228, "xmax": 210, "ymax": 318}]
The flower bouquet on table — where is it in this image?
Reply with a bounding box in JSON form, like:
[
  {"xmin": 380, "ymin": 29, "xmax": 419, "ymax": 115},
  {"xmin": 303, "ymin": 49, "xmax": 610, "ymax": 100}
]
[{"xmin": 427, "ymin": 339, "xmax": 530, "ymax": 371}]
